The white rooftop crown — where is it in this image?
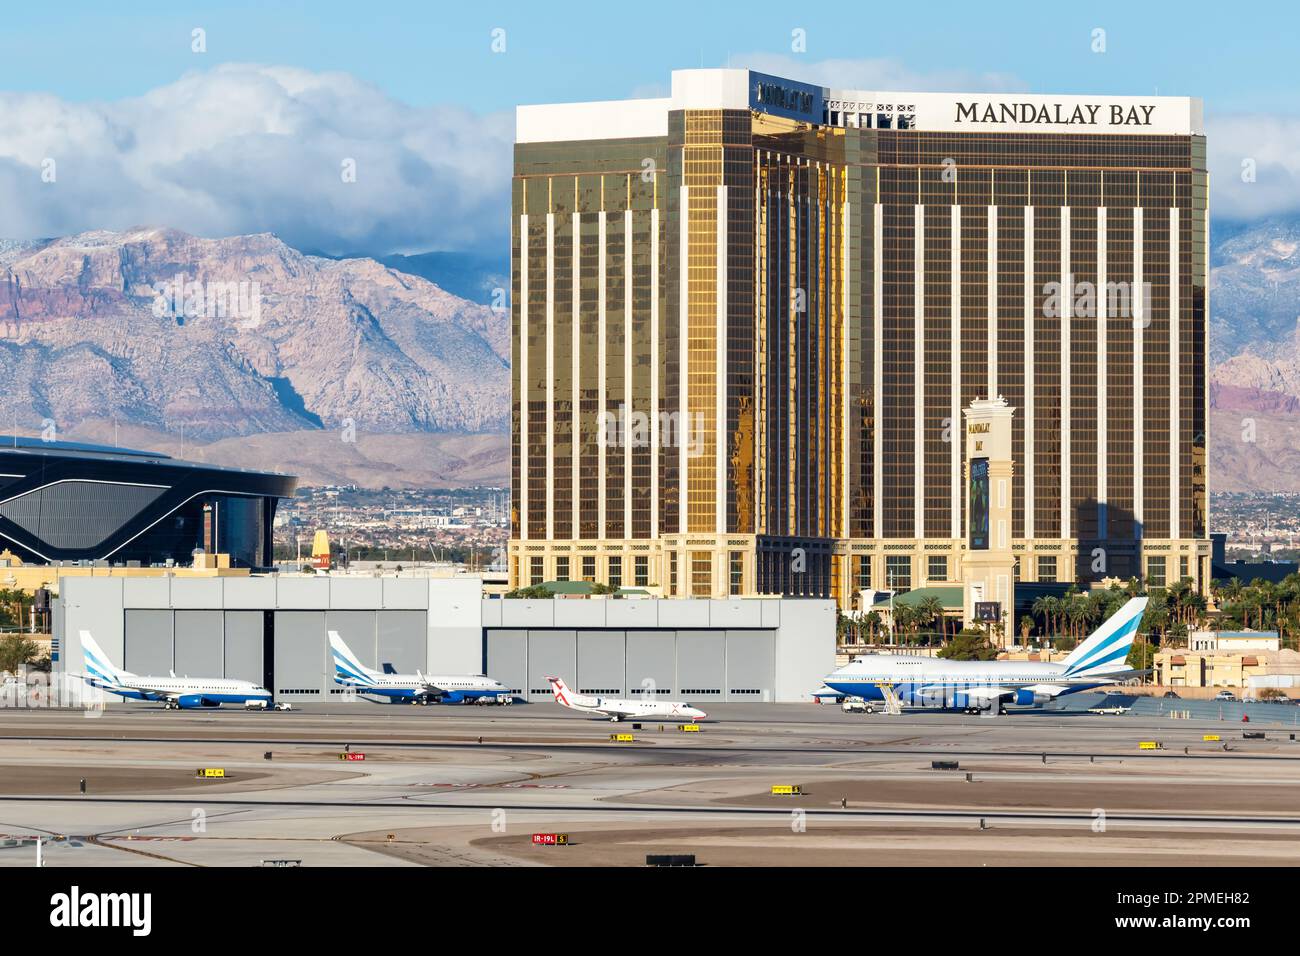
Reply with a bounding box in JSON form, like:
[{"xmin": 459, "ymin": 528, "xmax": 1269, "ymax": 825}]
[{"xmin": 517, "ymin": 68, "xmax": 1202, "ymax": 143}]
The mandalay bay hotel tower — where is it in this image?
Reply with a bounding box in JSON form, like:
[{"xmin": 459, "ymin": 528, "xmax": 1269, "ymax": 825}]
[{"xmin": 509, "ymin": 69, "xmax": 1209, "ymax": 610}]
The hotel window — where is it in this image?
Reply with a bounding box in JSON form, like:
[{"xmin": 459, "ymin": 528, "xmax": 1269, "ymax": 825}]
[
  {"xmin": 885, "ymin": 556, "xmax": 911, "ymax": 591},
  {"xmin": 668, "ymin": 551, "xmax": 677, "ymax": 596},
  {"xmin": 729, "ymin": 551, "xmax": 743, "ymax": 596},
  {"xmin": 1037, "ymin": 556, "xmax": 1057, "ymax": 583},
  {"xmin": 1147, "ymin": 556, "xmax": 1167, "ymax": 588},
  {"xmin": 582, "ymin": 555, "xmax": 595, "ymax": 582},
  {"xmin": 1179, "ymin": 556, "xmax": 1189, "ymax": 582},
  {"xmin": 927, "ymin": 556, "xmax": 948, "ymax": 582},
  {"xmin": 608, "ymin": 556, "xmax": 622, "ymax": 589},
  {"xmin": 691, "ymin": 552, "xmax": 712, "ymax": 597},
  {"xmin": 1013, "ymin": 556, "xmax": 1021, "ymax": 582},
  {"xmin": 634, "ymin": 555, "xmax": 648, "ymax": 588},
  {"xmin": 555, "ymin": 556, "xmax": 569, "ymax": 582},
  {"xmin": 529, "ymin": 556, "xmax": 544, "ymax": 586},
  {"xmin": 856, "ymin": 556, "xmax": 871, "ymax": 592}
]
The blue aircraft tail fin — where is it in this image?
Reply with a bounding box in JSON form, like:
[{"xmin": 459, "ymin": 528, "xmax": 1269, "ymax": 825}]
[
  {"xmin": 328, "ymin": 630, "xmax": 379, "ymax": 686},
  {"xmin": 1061, "ymin": 597, "xmax": 1148, "ymax": 677},
  {"xmin": 80, "ymin": 630, "xmax": 134, "ymax": 688}
]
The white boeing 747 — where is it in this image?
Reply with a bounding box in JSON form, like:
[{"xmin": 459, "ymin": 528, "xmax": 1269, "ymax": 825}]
[
  {"xmin": 824, "ymin": 596, "xmax": 1149, "ymax": 715},
  {"xmin": 546, "ymin": 676, "xmax": 708, "ymax": 722},
  {"xmin": 79, "ymin": 630, "xmax": 273, "ymax": 710},
  {"xmin": 329, "ymin": 630, "xmax": 512, "ymax": 704}
]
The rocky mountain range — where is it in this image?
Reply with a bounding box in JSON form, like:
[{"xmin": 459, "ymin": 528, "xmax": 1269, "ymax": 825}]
[
  {"xmin": 1207, "ymin": 216, "xmax": 1300, "ymax": 491},
  {"xmin": 0, "ymin": 228, "xmax": 511, "ymax": 486},
  {"xmin": 4, "ymin": 219, "xmax": 1300, "ymax": 492},
  {"xmin": 0, "ymin": 228, "xmax": 510, "ymax": 435}
]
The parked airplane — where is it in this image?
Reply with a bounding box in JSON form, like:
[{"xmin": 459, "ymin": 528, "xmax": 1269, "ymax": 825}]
[
  {"xmin": 329, "ymin": 630, "xmax": 512, "ymax": 704},
  {"xmin": 79, "ymin": 630, "xmax": 273, "ymax": 710},
  {"xmin": 546, "ymin": 676, "xmax": 708, "ymax": 722},
  {"xmin": 823, "ymin": 596, "xmax": 1149, "ymax": 715}
]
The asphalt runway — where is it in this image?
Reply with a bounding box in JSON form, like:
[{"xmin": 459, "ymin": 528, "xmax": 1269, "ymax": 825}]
[{"xmin": 1, "ymin": 700, "xmax": 1298, "ymax": 866}]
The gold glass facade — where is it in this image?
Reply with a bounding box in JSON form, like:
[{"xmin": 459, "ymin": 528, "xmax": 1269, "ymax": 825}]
[{"xmin": 510, "ymin": 85, "xmax": 1210, "ymax": 608}]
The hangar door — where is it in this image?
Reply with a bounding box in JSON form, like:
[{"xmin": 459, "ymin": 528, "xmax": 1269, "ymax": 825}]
[
  {"xmin": 577, "ymin": 631, "xmax": 624, "ymax": 695},
  {"xmin": 378, "ymin": 610, "xmax": 426, "ymax": 674},
  {"xmin": 676, "ymin": 630, "xmax": 725, "ymax": 700},
  {"xmin": 224, "ymin": 611, "xmax": 263, "ymax": 684},
  {"xmin": 485, "ymin": 630, "xmax": 527, "ymax": 696},
  {"xmin": 274, "ymin": 611, "xmax": 327, "ymax": 699},
  {"xmin": 124, "ymin": 609, "xmax": 172, "ymax": 675},
  {"xmin": 726, "ymin": 630, "xmax": 774, "ymax": 701},
  {"xmin": 626, "ymin": 630, "xmax": 675, "ymax": 696},
  {"xmin": 526, "ymin": 630, "xmax": 576, "ymax": 700},
  {"xmin": 174, "ymin": 610, "xmax": 222, "ymax": 679}
]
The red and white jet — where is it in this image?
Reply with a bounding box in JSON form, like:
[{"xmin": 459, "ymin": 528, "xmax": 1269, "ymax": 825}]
[{"xmin": 546, "ymin": 676, "xmax": 707, "ymax": 723}]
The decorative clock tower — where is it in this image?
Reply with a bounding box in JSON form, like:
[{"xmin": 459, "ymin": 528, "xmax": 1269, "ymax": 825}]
[{"xmin": 961, "ymin": 398, "xmax": 1017, "ymax": 648}]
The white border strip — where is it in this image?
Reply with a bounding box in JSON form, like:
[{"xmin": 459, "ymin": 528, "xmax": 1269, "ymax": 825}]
[
  {"xmin": 716, "ymin": 184, "xmax": 728, "ymax": 536},
  {"xmin": 914, "ymin": 202, "xmax": 924, "ymax": 540},
  {"xmin": 873, "ymin": 203, "xmax": 883, "ymax": 540},
  {"xmin": 1061, "ymin": 205, "xmax": 1071, "ymax": 540}
]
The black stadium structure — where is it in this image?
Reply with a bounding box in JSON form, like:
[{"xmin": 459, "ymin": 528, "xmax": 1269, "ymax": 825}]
[{"xmin": 0, "ymin": 437, "xmax": 297, "ymax": 569}]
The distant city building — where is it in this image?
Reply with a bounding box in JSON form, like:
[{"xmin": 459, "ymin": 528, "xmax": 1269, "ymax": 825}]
[
  {"xmin": 1188, "ymin": 630, "xmax": 1280, "ymax": 652},
  {"xmin": 1156, "ymin": 642, "xmax": 1299, "ymax": 691},
  {"xmin": 1209, "ymin": 531, "xmax": 1298, "ymax": 583},
  {"xmin": 510, "ymin": 69, "xmax": 1210, "ymax": 609}
]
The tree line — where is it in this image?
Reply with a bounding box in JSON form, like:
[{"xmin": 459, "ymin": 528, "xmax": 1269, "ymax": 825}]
[{"xmin": 837, "ymin": 574, "xmax": 1300, "ymax": 662}]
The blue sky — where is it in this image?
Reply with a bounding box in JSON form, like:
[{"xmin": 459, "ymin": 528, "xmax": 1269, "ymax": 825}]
[
  {"xmin": 2, "ymin": 0, "xmax": 1295, "ymax": 115},
  {"xmin": 0, "ymin": 1, "xmax": 1295, "ymax": 255}
]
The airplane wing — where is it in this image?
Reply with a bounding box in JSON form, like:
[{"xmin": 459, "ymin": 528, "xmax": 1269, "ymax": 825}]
[
  {"xmin": 415, "ymin": 671, "xmax": 449, "ymax": 697},
  {"xmin": 1045, "ymin": 669, "xmax": 1148, "ymax": 686},
  {"xmin": 1082, "ymin": 667, "xmax": 1149, "ymax": 682},
  {"xmin": 125, "ymin": 683, "xmax": 178, "ymax": 702},
  {"xmin": 957, "ymin": 686, "xmax": 1013, "ymax": 704}
]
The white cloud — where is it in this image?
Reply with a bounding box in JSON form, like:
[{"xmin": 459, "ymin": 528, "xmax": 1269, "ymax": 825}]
[
  {"xmin": 0, "ymin": 60, "xmax": 1292, "ymax": 259},
  {"xmin": 0, "ymin": 64, "xmax": 512, "ymax": 255},
  {"xmin": 1207, "ymin": 113, "xmax": 1300, "ymax": 222}
]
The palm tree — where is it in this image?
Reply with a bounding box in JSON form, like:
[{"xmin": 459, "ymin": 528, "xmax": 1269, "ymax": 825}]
[
  {"xmin": 917, "ymin": 596, "xmax": 946, "ymax": 645},
  {"xmin": 1142, "ymin": 591, "xmax": 1170, "ymax": 645},
  {"xmin": 1221, "ymin": 577, "xmax": 1243, "ymax": 605},
  {"xmin": 1167, "ymin": 579, "xmax": 1194, "ymax": 627},
  {"xmin": 1032, "ymin": 595, "xmax": 1058, "ymax": 639},
  {"xmin": 891, "ymin": 604, "xmax": 913, "ymax": 645},
  {"xmin": 1066, "ymin": 599, "xmax": 1090, "ymax": 641}
]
